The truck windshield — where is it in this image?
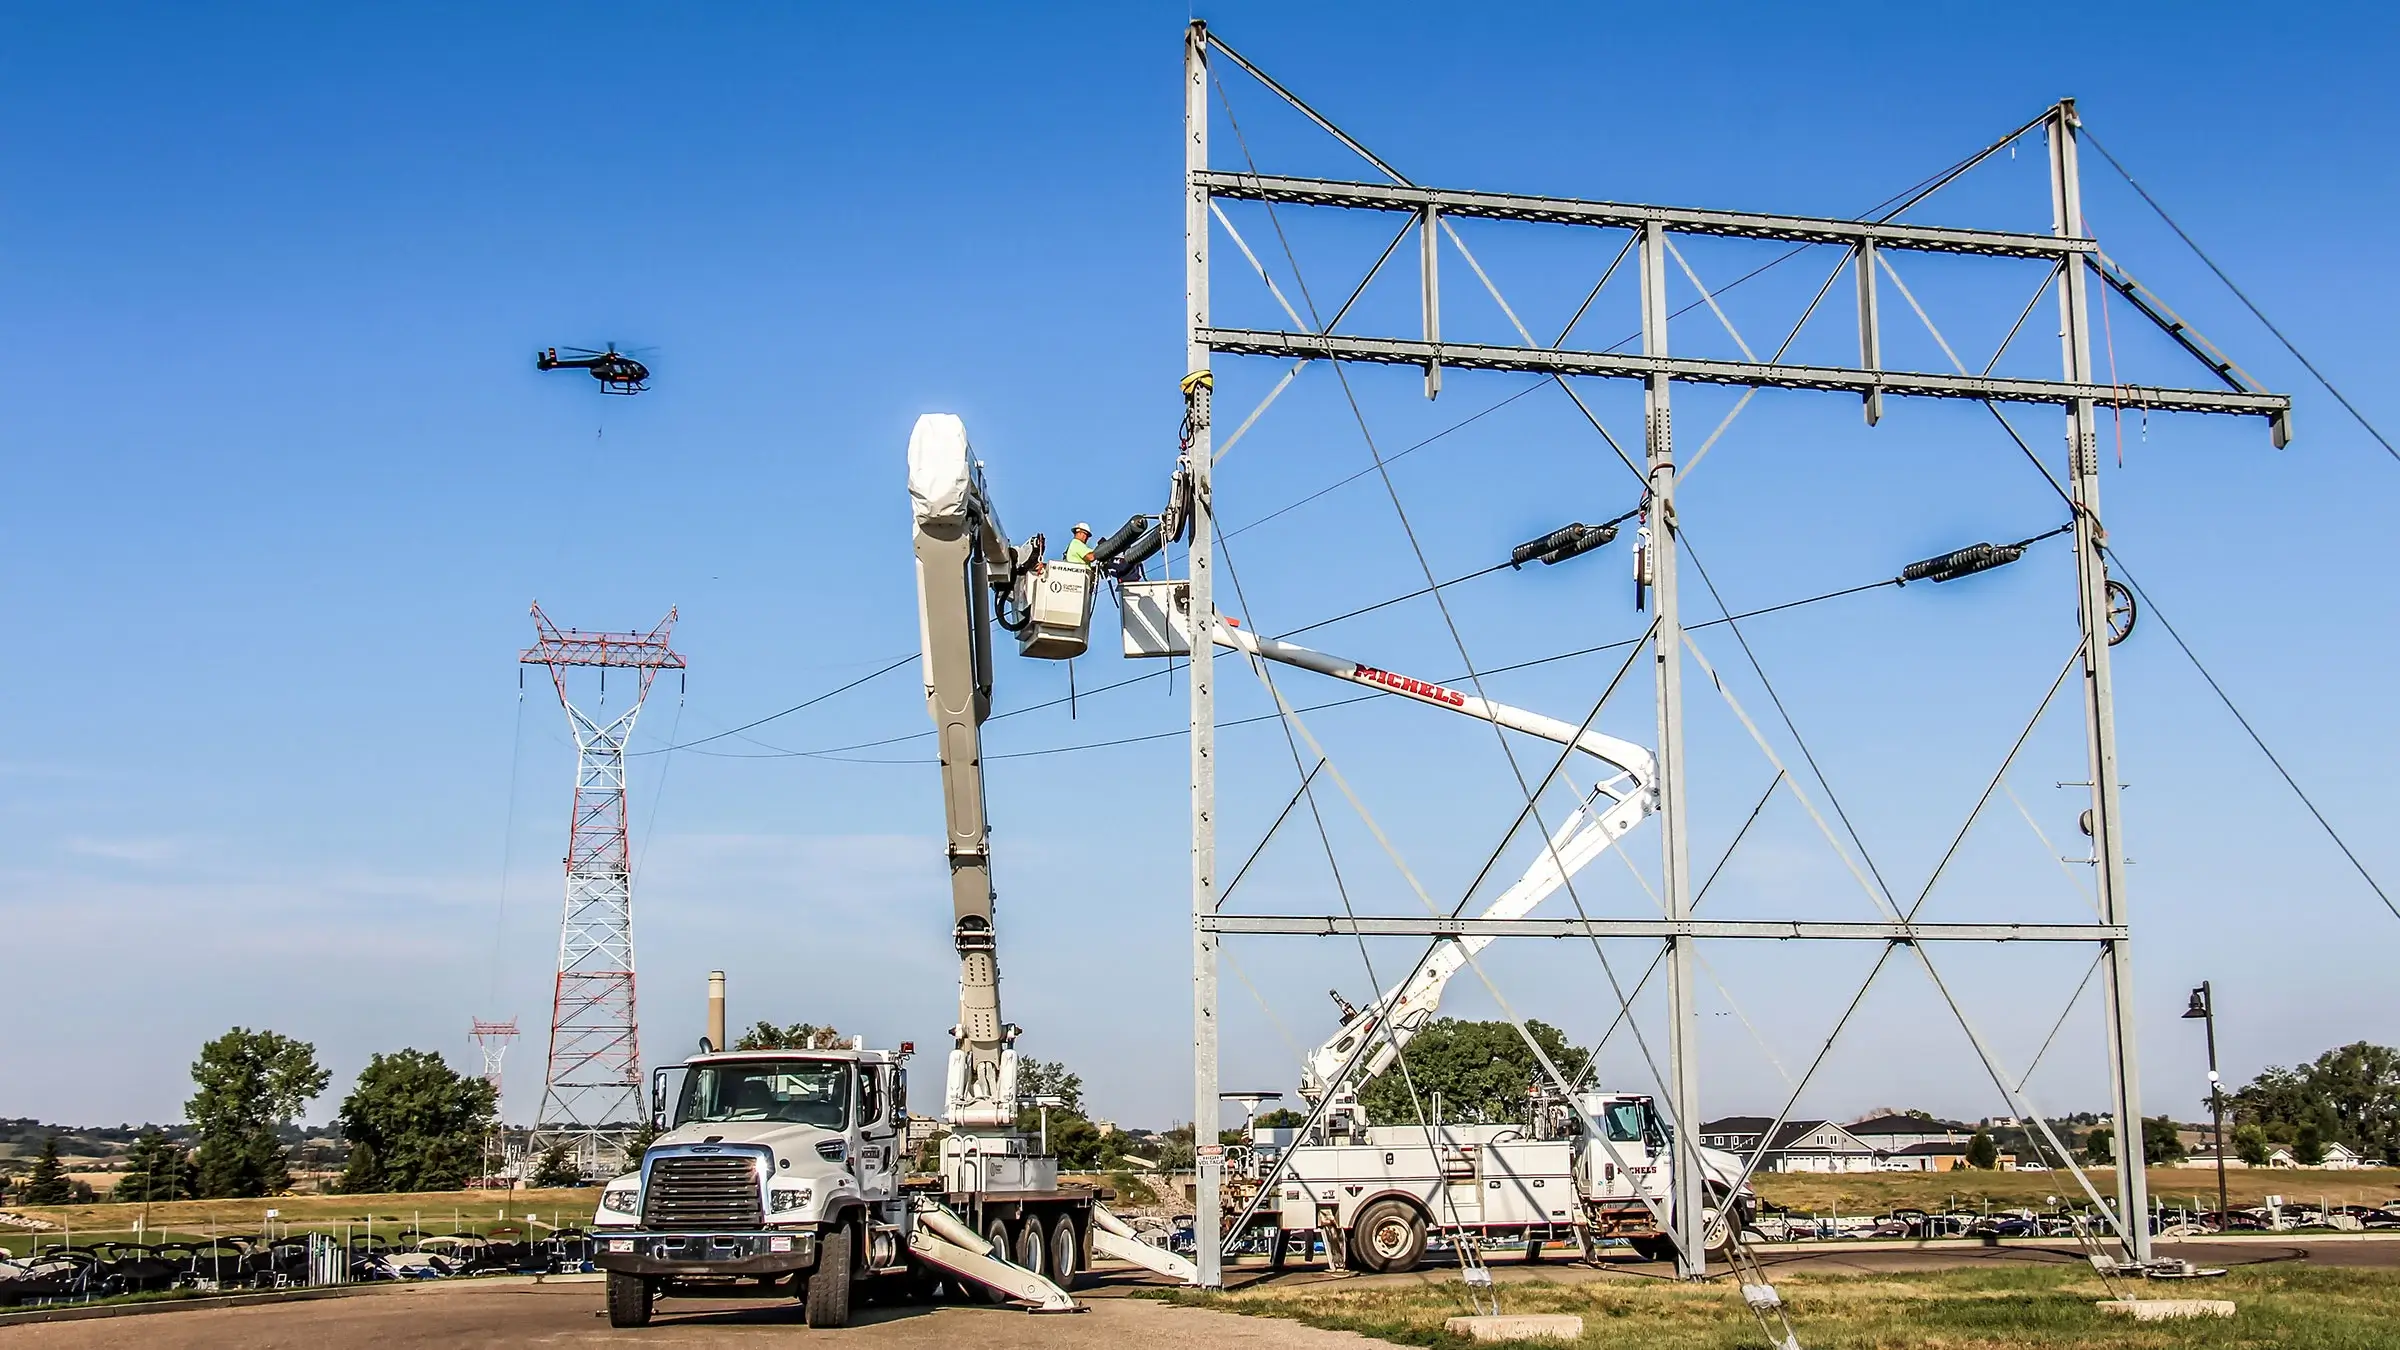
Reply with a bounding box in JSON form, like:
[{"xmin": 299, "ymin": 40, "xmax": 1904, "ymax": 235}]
[{"xmin": 678, "ymin": 1059, "xmax": 852, "ymax": 1129}]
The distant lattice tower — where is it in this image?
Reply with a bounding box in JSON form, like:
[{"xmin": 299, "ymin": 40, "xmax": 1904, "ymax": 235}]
[
  {"xmin": 521, "ymin": 603, "xmax": 684, "ymax": 1176},
  {"xmin": 470, "ymin": 1018, "xmax": 520, "ymax": 1186},
  {"xmin": 470, "ymin": 1018, "xmax": 519, "ymax": 1115}
]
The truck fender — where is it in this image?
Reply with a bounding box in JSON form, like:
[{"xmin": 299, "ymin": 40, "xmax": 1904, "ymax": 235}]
[{"xmin": 1347, "ymin": 1189, "xmax": 1436, "ymax": 1229}]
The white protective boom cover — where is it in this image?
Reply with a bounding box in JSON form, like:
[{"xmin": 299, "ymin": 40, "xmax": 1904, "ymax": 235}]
[{"xmin": 908, "ymin": 413, "xmax": 974, "ymax": 529}]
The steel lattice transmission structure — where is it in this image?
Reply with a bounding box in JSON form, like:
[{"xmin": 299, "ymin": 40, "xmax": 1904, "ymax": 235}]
[
  {"xmin": 522, "ymin": 602, "xmax": 684, "ymax": 1174},
  {"xmin": 471, "ymin": 1018, "xmax": 519, "ymax": 1115},
  {"xmin": 1176, "ymin": 22, "xmax": 2290, "ymax": 1284},
  {"xmin": 471, "ymin": 1018, "xmax": 519, "ymax": 1185}
]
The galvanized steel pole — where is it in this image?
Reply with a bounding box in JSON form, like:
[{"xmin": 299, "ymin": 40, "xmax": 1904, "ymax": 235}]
[
  {"xmin": 1641, "ymin": 220, "xmax": 1707, "ymax": 1279},
  {"xmin": 1186, "ymin": 17, "xmax": 1224, "ymax": 1290},
  {"xmin": 2050, "ymin": 99, "xmax": 2152, "ymax": 1264}
]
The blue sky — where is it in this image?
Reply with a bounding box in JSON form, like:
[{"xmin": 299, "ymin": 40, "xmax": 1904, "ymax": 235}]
[{"xmin": 4, "ymin": 4, "xmax": 2393, "ymax": 1134}]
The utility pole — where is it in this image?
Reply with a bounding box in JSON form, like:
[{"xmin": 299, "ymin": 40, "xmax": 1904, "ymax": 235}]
[
  {"xmin": 1184, "ymin": 17, "xmax": 1223, "ymax": 1291},
  {"xmin": 2183, "ymin": 982, "xmax": 2228, "ymax": 1223},
  {"xmin": 522, "ymin": 603, "xmax": 684, "ymax": 1178},
  {"xmin": 1640, "ymin": 220, "xmax": 1706, "ymax": 1279},
  {"xmin": 2049, "ymin": 100, "xmax": 2152, "ymax": 1263}
]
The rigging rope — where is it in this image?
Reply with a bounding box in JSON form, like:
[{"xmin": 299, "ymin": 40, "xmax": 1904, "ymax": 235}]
[
  {"xmin": 2107, "ymin": 552, "xmax": 2398, "ymax": 921},
  {"xmin": 2081, "ymin": 127, "xmax": 2398, "ymax": 465}
]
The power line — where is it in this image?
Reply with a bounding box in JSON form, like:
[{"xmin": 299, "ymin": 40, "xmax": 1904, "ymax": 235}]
[
  {"xmin": 2081, "ymin": 127, "xmax": 2397, "ymax": 466},
  {"xmin": 633, "ymin": 652, "xmax": 918, "ymax": 755},
  {"xmin": 2108, "ymin": 552, "xmax": 2397, "ymax": 922}
]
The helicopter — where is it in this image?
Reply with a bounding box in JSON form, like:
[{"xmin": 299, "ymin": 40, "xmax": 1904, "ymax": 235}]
[{"xmin": 536, "ymin": 344, "xmax": 650, "ymax": 394}]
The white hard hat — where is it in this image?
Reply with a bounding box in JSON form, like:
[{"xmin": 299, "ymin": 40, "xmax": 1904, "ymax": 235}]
[{"xmin": 1073, "ymin": 522, "xmax": 1092, "ymax": 533}]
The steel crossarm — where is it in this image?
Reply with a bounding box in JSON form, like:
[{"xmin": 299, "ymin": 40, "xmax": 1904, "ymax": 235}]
[
  {"xmin": 1198, "ymin": 328, "xmax": 2293, "ymax": 426},
  {"xmin": 1199, "ymin": 171, "xmax": 2093, "ymax": 259},
  {"xmin": 1202, "ymin": 916, "xmax": 2125, "ymax": 941}
]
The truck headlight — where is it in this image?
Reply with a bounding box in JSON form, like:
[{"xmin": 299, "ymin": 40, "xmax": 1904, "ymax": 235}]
[
  {"xmin": 815, "ymin": 1140, "xmax": 847, "ymax": 1163},
  {"xmin": 769, "ymin": 1187, "xmax": 813, "ymax": 1214},
  {"xmin": 600, "ymin": 1186, "xmax": 640, "ymax": 1214}
]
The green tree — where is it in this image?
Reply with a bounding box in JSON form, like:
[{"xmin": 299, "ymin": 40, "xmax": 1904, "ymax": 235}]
[
  {"xmin": 2083, "ymin": 1126, "xmax": 2115, "ymax": 1166},
  {"xmin": 2143, "ymin": 1116, "xmax": 2188, "ymax": 1165},
  {"xmin": 188, "ymin": 1028, "xmax": 328, "ymax": 1198},
  {"xmin": 112, "ymin": 1129, "xmax": 199, "ymax": 1203},
  {"xmin": 1356, "ymin": 1018, "xmax": 1591, "ymax": 1126},
  {"xmin": 1017, "ymin": 1059, "xmax": 1084, "ymax": 1114},
  {"xmin": 733, "ymin": 1021, "xmax": 844, "ymax": 1051},
  {"xmin": 529, "ymin": 1142, "xmax": 582, "ymax": 1188},
  {"xmin": 22, "ymin": 1135, "xmax": 73, "ymax": 1205},
  {"xmin": 2233, "ymin": 1123, "xmax": 2270, "ymax": 1166},
  {"xmin": 2294, "ymin": 1122, "xmax": 2327, "ymax": 1166},
  {"xmin": 1255, "ymin": 1107, "xmax": 1307, "ymax": 1130},
  {"xmin": 2082, "ymin": 1117, "xmax": 2185, "ymax": 1166},
  {"xmin": 333, "ymin": 1049, "xmax": 497, "ymax": 1193},
  {"xmin": 2232, "ymin": 1043, "xmax": 2400, "ymax": 1165},
  {"xmin": 1965, "ymin": 1129, "xmax": 1999, "ymax": 1170},
  {"xmin": 623, "ymin": 1120, "xmax": 663, "ymax": 1161}
]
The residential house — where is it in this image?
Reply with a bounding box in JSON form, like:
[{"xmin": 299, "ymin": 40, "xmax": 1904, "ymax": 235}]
[
  {"xmin": 1881, "ymin": 1139, "xmax": 2017, "ymax": 1172},
  {"xmin": 2266, "ymin": 1142, "xmax": 2370, "ymax": 1170},
  {"xmin": 1846, "ymin": 1113, "xmax": 1969, "ymax": 1153},
  {"xmin": 1698, "ymin": 1117, "xmax": 1879, "ymax": 1173}
]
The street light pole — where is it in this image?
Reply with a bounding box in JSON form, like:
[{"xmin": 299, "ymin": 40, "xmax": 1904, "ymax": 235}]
[{"xmin": 2183, "ymin": 982, "xmax": 2228, "ymax": 1223}]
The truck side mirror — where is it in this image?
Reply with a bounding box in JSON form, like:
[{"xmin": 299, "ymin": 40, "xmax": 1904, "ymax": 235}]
[
  {"xmin": 650, "ymin": 1067, "xmax": 669, "ymax": 1129},
  {"xmin": 891, "ymin": 1069, "xmax": 909, "ymax": 1128}
]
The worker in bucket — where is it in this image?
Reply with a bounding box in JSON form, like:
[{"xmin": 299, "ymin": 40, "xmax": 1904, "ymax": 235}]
[{"xmin": 1063, "ymin": 521, "xmax": 1096, "ymax": 565}]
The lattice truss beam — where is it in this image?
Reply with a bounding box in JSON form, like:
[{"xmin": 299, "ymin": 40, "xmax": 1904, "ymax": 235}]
[
  {"xmin": 522, "ymin": 603, "xmax": 682, "ymax": 1149},
  {"xmin": 1183, "ymin": 21, "xmax": 2296, "ymax": 1281}
]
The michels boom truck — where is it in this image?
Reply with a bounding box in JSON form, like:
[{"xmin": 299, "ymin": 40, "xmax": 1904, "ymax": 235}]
[
  {"xmin": 1118, "ymin": 553, "xmax": 1759, "ymax": 1271},
  {"xmin": 587, "ymin": 415, "xmax": 1193, "ymax": 1327}
]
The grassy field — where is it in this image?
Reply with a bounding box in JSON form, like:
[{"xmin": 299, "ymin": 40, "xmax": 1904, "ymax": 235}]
[
  {"xmin": 0, "ymin": 1188, "xmax": 594, "ymax": 1258},
  {"xmin": 1162, "ymin": 1263, "xmax": 2400, "ymax": 1349},
  {"xmin": 1749, "ymin": 1168, "xmax": 2400, "ymax": 1216}
]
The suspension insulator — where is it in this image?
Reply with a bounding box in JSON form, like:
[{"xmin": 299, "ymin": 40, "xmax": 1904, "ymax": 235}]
[
  {"xmin": 1901, "ymin": 542, "xmax": 2024, "ymax": 584},
  {"xmin": 1090, "ymin": 513, "xmax": 1152, "ymax": 564},
  {"xmin": 1538, "ymin": 522, "xmax": 1618, "ymax": 566},
  {"xmin": 1511, "ymin": 523, "xmax": 1586, "ymax": 569}
]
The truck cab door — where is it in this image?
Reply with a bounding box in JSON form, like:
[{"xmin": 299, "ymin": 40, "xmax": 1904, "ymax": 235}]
[{"xmin": 855, "ymin": 1066, "xmax": 898, "ymax": 1199}]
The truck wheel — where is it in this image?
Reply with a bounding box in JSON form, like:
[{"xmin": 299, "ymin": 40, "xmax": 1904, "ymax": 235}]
[
  {"xmin": 606, "ymin": 1271, "xmax": 654, "ymax": 1328},
  {"xmin": 803, "ymin": 1223, "xmax": 853, "ymax": 1328},
  {"xmin": 1014, "ymin": 1217, "xmax": 1048, "ymax": 1283},
  {"xmin": 1046, "ymin": 1213, "xmax": 1083, "ymax": 1289},
  {"xmin": 1627, "ymin": 1235, "xmax": 1675, "ymax": 1263},
  {"xmin": 1348, "ymin": 1200, "xmax": 1426, "ymax": 1273},
  {"xmin": 1266, "ymin": 1226, "xmax": 1289, "ymax": 1271}
]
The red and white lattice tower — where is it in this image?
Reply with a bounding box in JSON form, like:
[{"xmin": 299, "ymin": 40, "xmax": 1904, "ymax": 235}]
[{"xmin": 521, "ymin": 602, "xmax": 683, "ymax": 1174}]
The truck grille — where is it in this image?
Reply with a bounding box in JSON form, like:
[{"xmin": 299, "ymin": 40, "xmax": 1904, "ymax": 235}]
[{"xmin": 643, "ymin": 1154, "xmax": 763, "ymax": 1229}]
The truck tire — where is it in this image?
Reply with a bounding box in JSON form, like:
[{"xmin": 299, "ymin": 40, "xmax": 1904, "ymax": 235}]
[
  {"xmin": 1348, "ymin": 1200, "xmax": 1426, "ymax": 1273},
  {"xmin": 606, "ymin": 1271, "xmax": 654, "ymax": 1328},
  {"xmin": 1013, "ymin": 1216, "xmax": 1048, "ymax": 1283},
  {"xmin": 1265, "ymin": 1226, "xmax": 1289, "ymax": 1271},
  {"xmin": 804, "ymin": 1222, "xmax": 853, "ymax": 1328},
  {"xmin": 1046, "ymin": 1213, "xmax": 1083, "ymax": 1289},
  {"xmin": 1627, "ymin": 1235, "xmax": 1675, "ymax": 1263}
]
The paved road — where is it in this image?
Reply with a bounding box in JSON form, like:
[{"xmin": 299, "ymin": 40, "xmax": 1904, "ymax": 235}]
[{"xmin": 0, "ymin": 1278, "xmax": 1397, "ymax": 1350}]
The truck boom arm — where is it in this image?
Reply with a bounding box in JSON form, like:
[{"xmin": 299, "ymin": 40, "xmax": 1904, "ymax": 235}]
[
  {"xmin": 1209, "ymin": 621, "xmax": 1656, "ymax": 1109},
  {"xmin": 909, "ymin": 414, "xmax": 1044, "ymax": 1130}
]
